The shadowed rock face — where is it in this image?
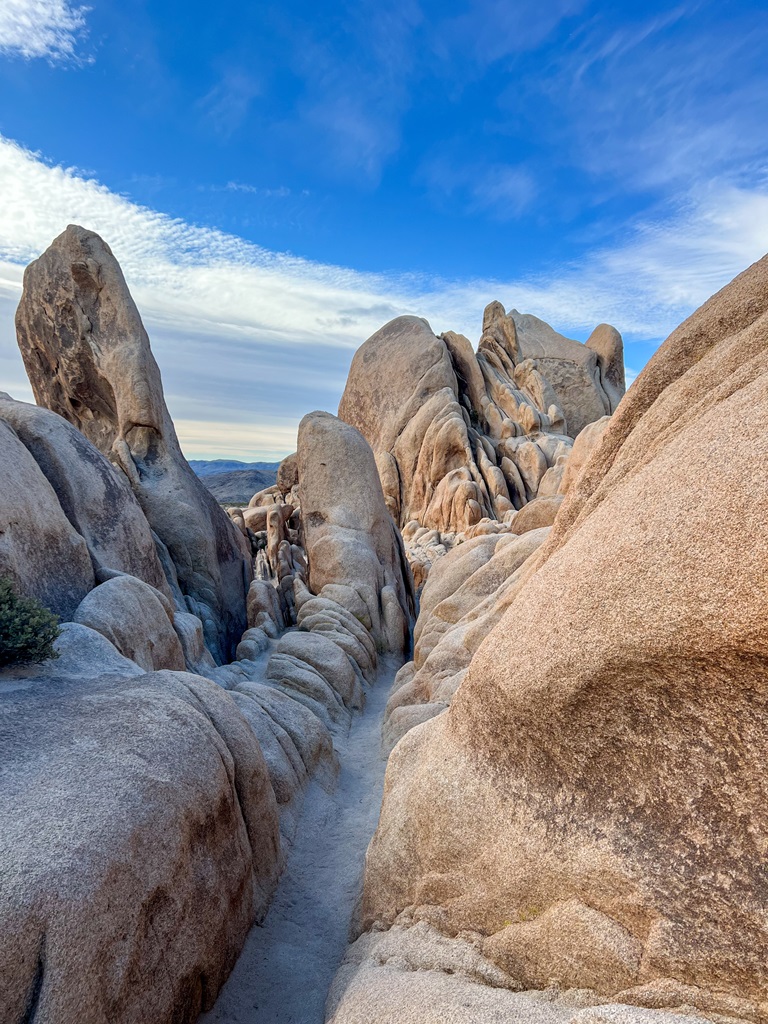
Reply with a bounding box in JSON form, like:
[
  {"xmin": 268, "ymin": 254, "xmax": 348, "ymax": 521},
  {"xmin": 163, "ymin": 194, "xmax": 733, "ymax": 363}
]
[
  {"xmin": 358, "ymin": 254, "xmax": 768, "ymax": 1017},
  {"xmin": 0, "ymin": 416, "xmax": 94, "ymax": 619},
  {"xmin": 15, "ymin": 225, "xmax": 251, "ymax": 662},
  {"xmin": 338, "ymin": 306, "xmax": 623, "ymax": 536},
  {"xmin": 0, "ymin": 395, "xmax": 171, "ymax": 598}
]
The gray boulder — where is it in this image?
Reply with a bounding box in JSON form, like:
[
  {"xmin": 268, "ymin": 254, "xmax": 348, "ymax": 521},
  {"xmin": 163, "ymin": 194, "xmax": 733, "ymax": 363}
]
[
  {"xmin": 0, "ymin": 669, "xmax": 282, "ymax": 1024},
  {"xmin": 72, "ymin": 575, "xmax": 186, "ymax": 672}
]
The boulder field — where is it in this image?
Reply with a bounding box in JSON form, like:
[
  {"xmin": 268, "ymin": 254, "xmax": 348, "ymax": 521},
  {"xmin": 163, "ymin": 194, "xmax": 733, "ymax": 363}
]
[
  {"xmin": 2, "ymin": 225, "xmax": 767, "ymax": 1024},
  {"xmin": 1, "ymin": 227, "xmax": 415, "ymax": 1024}
]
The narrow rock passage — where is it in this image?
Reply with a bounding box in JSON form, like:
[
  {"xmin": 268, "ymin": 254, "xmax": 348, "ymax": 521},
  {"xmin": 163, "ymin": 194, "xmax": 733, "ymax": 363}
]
[{"xmin": 201, "ymin": 657, "xmax": 399, "ymax": 1024}]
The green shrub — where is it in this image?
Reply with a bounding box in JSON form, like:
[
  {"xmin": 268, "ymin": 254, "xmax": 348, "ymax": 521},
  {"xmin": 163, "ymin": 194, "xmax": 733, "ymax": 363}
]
[{"xmin": 0, "ymin": 577, "xmax": 61, "ymax": 668}]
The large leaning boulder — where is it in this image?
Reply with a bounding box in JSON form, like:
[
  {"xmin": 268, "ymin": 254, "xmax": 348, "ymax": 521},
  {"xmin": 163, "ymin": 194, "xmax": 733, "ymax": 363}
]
[
  {"xmin": 15, "ymin": 226, "xmax": 251, "ymax": 662},
  {"xmin": 0, "ymin": 668, "xmax": 282, "ymax": 1024},
  {"xmin": 358, "ymin": 253, "xmax": 768, "ymax": 1019}
]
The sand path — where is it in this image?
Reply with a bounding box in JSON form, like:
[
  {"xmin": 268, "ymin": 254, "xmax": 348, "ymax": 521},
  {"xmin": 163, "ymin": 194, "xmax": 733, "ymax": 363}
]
[{"xmin": 201, "ymin": 658, "xmax": 397, "ymax": 1024}]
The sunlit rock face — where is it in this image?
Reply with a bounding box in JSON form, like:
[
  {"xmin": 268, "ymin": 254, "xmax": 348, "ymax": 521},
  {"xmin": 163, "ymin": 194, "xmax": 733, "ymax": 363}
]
[
  {"xmin": 337, "ymin": 304, "xmax": 624, "ymax": 540},
  {"xmin": 336, "ymin": 301, "xmax": 623, "ymax": 742},
  {"xmin": 15, "ymin": 224, "xmax": 251, "ymax": 663},
  {"xmin": 353, "ymin": 253, "xmax": 768, "ymax": 1021}
]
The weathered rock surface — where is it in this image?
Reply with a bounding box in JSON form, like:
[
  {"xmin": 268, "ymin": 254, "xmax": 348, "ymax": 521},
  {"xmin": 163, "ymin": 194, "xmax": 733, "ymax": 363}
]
[
  {"xmin": 0, "ymin": 669, "xmax": 281, "ymax": 1024},
  {"xmin": 297, "ymin": 411, "xmax": 414, "ymax": 656},
  {"xmin": 508, "ymin": 494, "xmax": 564, "ymax": 534},
  {"xmin": 0, "ymin": 417, "xmax": 94, "ymax": 618},
  {"xmin": 72, "ymin": 574, "xmax": 186, "ymax": 672},
  {"xmin": 327, "ymin": 924, "xmax": 716, "ymax": 1024},
  {"xmin": 0, "ymin": 395, "xmax": 171, "ymax": 597},
  {"xmin": 338, "ymin": 307, "xmax": 623, "ymax": 549},
  {"xmin": 357, "ymin": 254, "xmax": 768, "ymax": 1016},
  {"xmin": 383, "ymin": 528, "xmax": 549, "ymax": 750},
  {"xmin": 15, "ymin": 225, "xmax": 251, "ymax": 662},
  {"xmin": 511, "ymin": 311, "xmax": 624, "ymax": 436},
  {"xmin": 197, "ymin": 413, "xmax": 415, "ymax": 839},
  {"xmin": 1, "ymin": 622, "xmax": 145, "ymax": 691}
]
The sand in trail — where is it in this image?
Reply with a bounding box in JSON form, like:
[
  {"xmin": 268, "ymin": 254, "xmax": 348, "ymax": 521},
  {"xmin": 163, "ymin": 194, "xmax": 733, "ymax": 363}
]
[{"xmin": 201, "ymin": 658, "xmax": 398, "ymax": 1024}]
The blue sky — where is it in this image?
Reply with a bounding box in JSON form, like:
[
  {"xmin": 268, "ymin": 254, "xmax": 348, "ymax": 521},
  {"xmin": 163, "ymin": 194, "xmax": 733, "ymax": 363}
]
[{"xmin": 0, "ymin": 0, "xmax": 766, "ymax": 458}]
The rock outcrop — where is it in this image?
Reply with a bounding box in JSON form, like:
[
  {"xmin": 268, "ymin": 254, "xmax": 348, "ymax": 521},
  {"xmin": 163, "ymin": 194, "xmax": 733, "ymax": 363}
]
[
  {"xmin": 0, "ymin": 415, "xmax": 94, "ymax": 619},
  {"xmin": 15, "ymin": 226, "xmax": 251, "ymax": 662},
  {"xmin": 188, "ymin": 411, "xmax": 415, "ymax": 838},
  {"xmin": 348, "ymin": 253, "xmax": 768, "ymax": 1020},
  {"xmin": 382, "ymin": 527, "xmax": 549, "ymax": 752},
  {"xmin": 338, "ymin": 306, "xmax": 624, "ymax": 547},
  {"xmin": 0, "ymin": 667, "xmax": 282, "ymax": 1024},
  {"xmin": 72, "ymin": 574, "xmax": 186, "ymax": 672},
  {"xmin": 0, "ymin": 227, "xmax": 421, "ymax": 1024},
  {"xmin": 0, "ymin": 395, "xmax": 171, "ymax": 597},
  {"xmin": 297, "ymin": 411, "xmax": 414, "ymax": 656}
]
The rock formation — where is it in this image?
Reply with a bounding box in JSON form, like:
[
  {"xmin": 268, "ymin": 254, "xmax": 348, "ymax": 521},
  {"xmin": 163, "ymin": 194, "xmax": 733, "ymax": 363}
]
[
  {"xmin": 210, "ymin": 411, "xmax": 415, "ymax": 832},
  {"xmin": 6, "ymin": 220, "xmax": 767, "ymax": 1024},
  {"xmin": 15, "ymin": 225, "xmax": 251, "ymax": 662},
  {"xmin": 297, "ymin": 411, "xmax": 413, "ymax": 655},
  {"xmin": 338, "ymin": 306, "xmax": 624, "ymax": 552},
  {"xmin": 0, "ymin": 394, "xmax": 171, "ymax": 598},
  {"xmin": 2, "ymin": 228, "xmax": 418, "ymax": 1024},
  {"xmin": 334, "ymin": 253, "xmax": 768, "ymax": 1022},
  {"xmin": 0, "ymin": 413, "xmax": 96, "ymax": 620},
  {"xmin": 0, "ymin": 667, "xmax": 282, "ymax": 1024}
]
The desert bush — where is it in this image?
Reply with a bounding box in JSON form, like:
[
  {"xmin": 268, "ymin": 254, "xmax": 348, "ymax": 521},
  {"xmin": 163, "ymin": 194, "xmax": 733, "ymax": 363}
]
[{"xmin": 0, "ymin": 577, "xmax": 61, "ymax": 667}]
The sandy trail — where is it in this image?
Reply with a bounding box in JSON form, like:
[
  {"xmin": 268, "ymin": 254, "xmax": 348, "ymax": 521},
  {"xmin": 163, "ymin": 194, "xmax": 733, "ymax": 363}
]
[{"xmin": 201, "ymin": 658, "xmax": 397, "ymax": 1024}]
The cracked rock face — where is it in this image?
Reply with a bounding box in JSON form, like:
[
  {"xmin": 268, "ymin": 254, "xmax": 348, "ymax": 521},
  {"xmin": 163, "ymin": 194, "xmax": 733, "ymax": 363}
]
[
  {"xmin": 15, "ymin": 225, "xmax": 251, "ymax": 662},
  {"xmin": 357, "ymin": 254, "xmax": 768, "ymax": 1016}
]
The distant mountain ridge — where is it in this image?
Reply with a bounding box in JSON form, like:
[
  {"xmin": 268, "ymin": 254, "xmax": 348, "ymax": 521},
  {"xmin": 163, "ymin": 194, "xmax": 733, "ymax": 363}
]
[
  {"xmin": 188, "ymin": 459, "xmax": 281, "ymax": 477},
  {"xmin": 188, "ymin": 459, "xmax": 280, "ymax": 505}
]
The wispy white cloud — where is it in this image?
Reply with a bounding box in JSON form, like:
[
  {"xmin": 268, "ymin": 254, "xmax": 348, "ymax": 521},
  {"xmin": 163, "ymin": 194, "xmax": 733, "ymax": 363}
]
[
  {"xmin": 0, "ymin": 0, "xmax": 87, "ymax": 61},
  {"xmin": 283, "ymin": 0, "xmax": 423, "ymax": 183},
  {"xmin": 218, "ymin": 182, "xmax": 297, "ymax": 199},
  {"xmin": 421, "ymin": 157, "xmax": 537, "ymax": 220},
  {"xmin": 197, "ymin": 69, "xmax": 261, "ymax": 139},
  {"xmin": 435, "ymin": 0, "xmax": 586, "ymax": 65},
  {"xmin": 507, "ymin": 5, "xmax": 768, "ymax": 195},
  {"xmin": 0, "ymin": 135, "xmax": 765, "ymax": 458}
]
